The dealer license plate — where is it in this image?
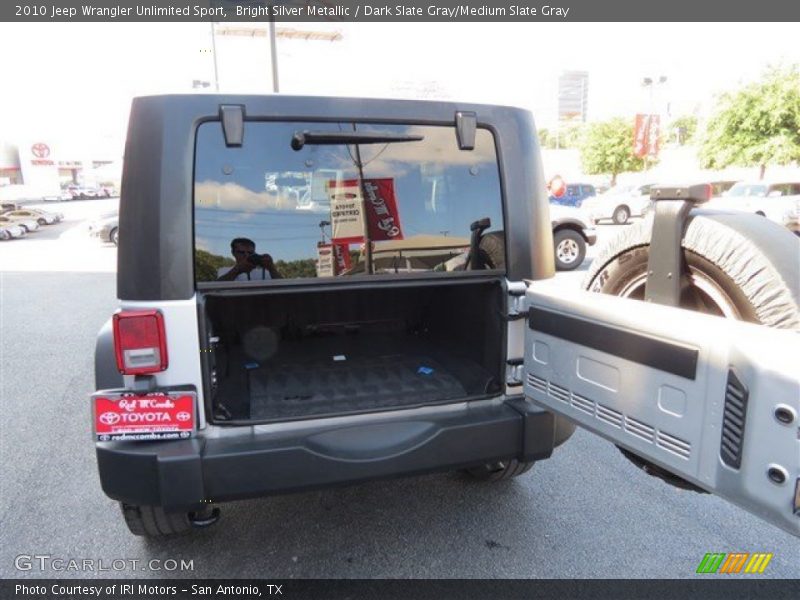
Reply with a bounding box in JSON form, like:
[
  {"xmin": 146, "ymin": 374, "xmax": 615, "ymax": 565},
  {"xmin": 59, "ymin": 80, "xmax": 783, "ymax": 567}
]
[{"xmin": 93, "ymin": 391, "xmax": 196, "ymax": 441}]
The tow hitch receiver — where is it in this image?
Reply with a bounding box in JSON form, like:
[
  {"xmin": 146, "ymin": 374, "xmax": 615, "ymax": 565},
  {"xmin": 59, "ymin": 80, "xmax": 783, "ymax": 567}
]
[{"xmin": 189, "ymin": 507, "xmax": 221, "ymax": 529}]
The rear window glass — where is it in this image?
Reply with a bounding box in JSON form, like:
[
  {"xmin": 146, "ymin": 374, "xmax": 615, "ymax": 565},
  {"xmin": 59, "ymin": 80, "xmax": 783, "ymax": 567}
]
[{"xmin": 194, "ymin": 121, "xmax": 504, "ymax": 283}]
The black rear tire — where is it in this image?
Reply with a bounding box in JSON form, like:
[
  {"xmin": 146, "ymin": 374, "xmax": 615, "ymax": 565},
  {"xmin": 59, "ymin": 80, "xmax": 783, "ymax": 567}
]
[
  {"xmin": 612, "ymin": 205, "xmax": 630, "ymax": 224},
  {"xmin": 465, "ymin": 459, "xmax": 535, "ymax": 482},
  {"xmin": 553, "ymin": 229, "xmax": 586, "ymax": 271},
  {"xmin": 120, "ymin": 503, "xmax": 193, "ymax": 537}
]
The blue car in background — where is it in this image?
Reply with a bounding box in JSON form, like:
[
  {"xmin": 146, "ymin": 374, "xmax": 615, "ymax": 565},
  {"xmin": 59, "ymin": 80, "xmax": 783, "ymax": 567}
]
[{"xmin": 549, "ymin": 182, "xmax": 597, "ymax": 207}]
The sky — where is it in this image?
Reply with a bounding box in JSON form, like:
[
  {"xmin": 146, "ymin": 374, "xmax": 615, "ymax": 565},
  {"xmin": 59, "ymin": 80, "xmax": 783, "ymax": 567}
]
[{"xmin": 1, "ymin": 21, "xmax": 798, "ymax": 159}]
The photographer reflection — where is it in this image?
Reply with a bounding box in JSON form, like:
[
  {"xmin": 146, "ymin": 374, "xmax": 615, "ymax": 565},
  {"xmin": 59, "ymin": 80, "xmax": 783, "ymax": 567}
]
[{"xmin": 217, "ymin": 237, "xmax": 283, "ymax": 281}]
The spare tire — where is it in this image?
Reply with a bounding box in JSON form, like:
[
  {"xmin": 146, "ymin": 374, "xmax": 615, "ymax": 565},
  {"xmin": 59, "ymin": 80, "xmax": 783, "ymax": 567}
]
[
  {"xmin": 584, "ymin": 211, "xmax": 800, "ymax": 492},
  {"xmin": 583, "ymin": 211, "xmax": 800, "ymax": 329},
  {"xmin": 477, "ymin": 231, "xmax": 506, "ymax": 270}
]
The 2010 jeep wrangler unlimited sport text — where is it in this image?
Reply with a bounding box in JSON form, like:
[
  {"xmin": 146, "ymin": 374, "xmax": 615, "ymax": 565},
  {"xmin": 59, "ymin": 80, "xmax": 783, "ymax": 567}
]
[{"xmin": 93, "ymin": 95, "xmax": 799, "ymax": 538}]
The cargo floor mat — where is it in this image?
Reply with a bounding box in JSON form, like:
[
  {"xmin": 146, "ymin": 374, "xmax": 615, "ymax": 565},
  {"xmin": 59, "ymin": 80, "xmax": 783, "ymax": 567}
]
[{"xmin": 247, "ymin": 352, "xmax": 467, "ymax": 420}]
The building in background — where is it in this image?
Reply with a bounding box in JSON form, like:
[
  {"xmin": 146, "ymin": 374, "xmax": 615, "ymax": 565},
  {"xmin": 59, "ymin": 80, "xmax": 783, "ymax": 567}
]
[
  {"xmin": 0, "ymin": 140, "xmax": 118, "ymax": 196},
  {"xmin": 558, "ymin": 70, "xmax": 589, "ymax": 122}
]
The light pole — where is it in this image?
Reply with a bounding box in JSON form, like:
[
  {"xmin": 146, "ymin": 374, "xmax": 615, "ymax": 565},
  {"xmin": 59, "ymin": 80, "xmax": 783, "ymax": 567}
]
[
  {"xmin": 210, "ymin": 21, "xmax": 220, "ymax": 91},
  {"xmin": 214, "ymin": 26, "xmax": 343, "ymax": 94}
]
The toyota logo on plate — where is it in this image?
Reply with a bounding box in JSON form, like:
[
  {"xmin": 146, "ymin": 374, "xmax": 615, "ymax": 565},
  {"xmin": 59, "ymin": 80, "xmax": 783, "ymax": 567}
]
[
  {"xmin": 176, "ymin": 411, "xmax": 191, "ymax": 422},
  {"xmin": 99, "ymin": 412, "xmax": 120, "ymax": 425},
  {"xmin": 31, "ymin": 143, "xmax": 50, "ymax": 159}
]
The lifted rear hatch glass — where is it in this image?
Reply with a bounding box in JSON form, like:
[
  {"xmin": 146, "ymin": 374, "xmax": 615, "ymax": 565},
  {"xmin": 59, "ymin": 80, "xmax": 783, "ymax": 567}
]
[{"xmin": 193, "ymin": 121, "xmax": 504, "ymax": 283}]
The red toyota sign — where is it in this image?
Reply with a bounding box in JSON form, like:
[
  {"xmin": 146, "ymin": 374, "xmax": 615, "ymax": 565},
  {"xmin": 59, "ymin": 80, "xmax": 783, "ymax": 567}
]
[
  {"xmin": 31, "ymin": 143, "xmax": 50, "ymax": 159},
  {"xmin": 93, "ymin": 392, "xmax": 195, "ymax": 441}
]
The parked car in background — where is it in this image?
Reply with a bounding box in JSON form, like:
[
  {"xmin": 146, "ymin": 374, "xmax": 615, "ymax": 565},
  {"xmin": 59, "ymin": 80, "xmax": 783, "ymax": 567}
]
[
  {"xmin": 548, "ymin": 182, "xmax": 597, "ymax": 208},
  {"xmin": 2, "ymin": 208, "xmax": 63, "ymax": 225},
  {"xmin": 0, "ymin": 184, "xmax": 71, "ymax": 203},
  {"xmin": 65, "ymin": 184, "xmax": 112, "ymax": 200},
  {"xmin": 549, "ymin": 203, "xmax": 597, "ymax": 270},
  {"xmin": 0, "ymin": 214, "xmax": 39, "ymax": 233},
  {"xmin": 708, "ymin": 180, "xmax": 739, "ymax": 197},
  {"xmin": 89, "ymin": 213, "xmax": 119, "ymax": 245},
  {"xmin": 0, "ymin": 223, "xmax": 26, "ymax": 240},
  {"xmin": 581, "ymin": 183, "xmax": 655, "ymax": 224},
  {"xmin": 706, "ymin": 181, "xmax": 800, "ymax": 232},
  {"xmin": 783, "ymin": 199, "xmax": 800, "ymax": 236},
  {"xmin": 641, "ymin": 180, "xmax": 740, "ymax": 217}
]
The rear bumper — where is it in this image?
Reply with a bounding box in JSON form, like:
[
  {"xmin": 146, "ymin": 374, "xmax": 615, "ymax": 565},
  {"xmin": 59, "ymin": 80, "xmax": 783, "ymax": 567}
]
[
  {"xmin": 583, "ymin": 228, "xmax": 597, "ymax": 245},
  {"xmin": 96, "ymin": 399, "xmax": 574, "ymax": 509}
]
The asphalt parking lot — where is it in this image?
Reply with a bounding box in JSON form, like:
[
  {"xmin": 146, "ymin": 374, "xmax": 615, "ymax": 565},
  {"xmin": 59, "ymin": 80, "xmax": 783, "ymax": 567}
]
[{"xmin": 0, "ymin": 210, "xmax": 797, "ymax": 579}]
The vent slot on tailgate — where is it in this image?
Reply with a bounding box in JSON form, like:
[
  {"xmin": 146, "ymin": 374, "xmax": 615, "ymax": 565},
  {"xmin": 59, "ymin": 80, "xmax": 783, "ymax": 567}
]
[{"xmin": 720, "ymin": 369, "xmax": 748, "ymax": 469}]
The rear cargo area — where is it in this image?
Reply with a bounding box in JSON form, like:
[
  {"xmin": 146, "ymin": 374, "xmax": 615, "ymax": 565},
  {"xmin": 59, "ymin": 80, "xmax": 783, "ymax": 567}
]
[{"xmin": 203, "ymin": 280, "xmax": 505, "ymax": 422}]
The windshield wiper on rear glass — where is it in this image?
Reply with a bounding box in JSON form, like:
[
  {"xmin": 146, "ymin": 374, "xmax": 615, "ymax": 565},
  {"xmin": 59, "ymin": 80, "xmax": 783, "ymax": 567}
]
[{"xmin": 290, "ymin": 130, "xmax": 423, "ymax": 151}]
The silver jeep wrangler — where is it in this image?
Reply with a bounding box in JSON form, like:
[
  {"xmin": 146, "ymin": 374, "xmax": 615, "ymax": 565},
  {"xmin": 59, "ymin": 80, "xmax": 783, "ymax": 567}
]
[{"xmin": 93, "ymin": 95, "xmax": 800, "ymax": 538}]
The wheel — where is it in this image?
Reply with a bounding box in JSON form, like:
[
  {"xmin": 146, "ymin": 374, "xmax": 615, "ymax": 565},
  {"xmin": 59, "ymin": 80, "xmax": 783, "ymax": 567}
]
[
  {"xmin": 110, "ymin": 228, "xmax": 118, "ymax": 246},
  {"xmin": 553, "ymin": 228, "xmax": 586, "ymax": 271},
  {"xmin": 612, "ymin": 205, "xmax": 630, "ymax": 224},
  {"xmin": 477, "ymin": 230, "xmax": 506, "ymax": 270},
  {"xmin": 465, "ymin": 459, "xmax": 535, "ymax": 482},
  {"xmin": 120, "ymin": 503, "xmax": 192, "ymax": 537},
  {"xmin": 38, "ymin": 218, "xmax": 47, "ymax": 226},
  {"xmin": 584, "ymin": 213, "xmax": 800, "ymax": 329}
]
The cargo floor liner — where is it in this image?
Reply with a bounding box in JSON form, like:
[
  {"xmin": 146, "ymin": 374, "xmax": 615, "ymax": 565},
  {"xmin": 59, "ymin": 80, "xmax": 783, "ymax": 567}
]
[{"xmin": 217, "ymin": 334, "xmax": 495, "ymax": 421}]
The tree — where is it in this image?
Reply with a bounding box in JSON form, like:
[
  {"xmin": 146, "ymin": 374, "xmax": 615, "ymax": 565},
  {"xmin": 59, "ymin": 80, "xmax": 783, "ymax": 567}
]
[
  {"xmin": 538, "ymin": 128, "xmax": 553, "ymax": 149},
  {"xmin": 668, "ymin": 115, "xmax": 698, "ymax": 146},
  {"xmin": 274, "ymin": 258, "xmax": 317, "ymax": 279},
  {"xmin": 537, "ymin": 123, "xmax": 584, "ymax": 150},
  {"xmin": 195, "ymin": 249, "xmax": 234, "ymax": 282},
  {"xmin": 699, "ymin": 65, "xmax": 800, "ymax": 179},
  {"xmin": 579, "ymin": 117, "xmax": 647, "ymax": 185}
]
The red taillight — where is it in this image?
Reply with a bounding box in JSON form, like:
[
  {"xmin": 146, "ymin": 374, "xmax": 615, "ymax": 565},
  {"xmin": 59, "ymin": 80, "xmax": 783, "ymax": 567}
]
[
  {"xmin": 113, "ymin": 310, "xmax": 168, "ymax": 375},
  {"xmin": 702, "ymin": 183, "xmax": 713, "ymax": 201}
]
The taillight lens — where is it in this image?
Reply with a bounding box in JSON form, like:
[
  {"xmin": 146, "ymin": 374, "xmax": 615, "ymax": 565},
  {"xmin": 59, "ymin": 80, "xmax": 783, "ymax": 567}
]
[{"xmin": 113, "ymin": 310, "xmax": 168, "ymax": 375}]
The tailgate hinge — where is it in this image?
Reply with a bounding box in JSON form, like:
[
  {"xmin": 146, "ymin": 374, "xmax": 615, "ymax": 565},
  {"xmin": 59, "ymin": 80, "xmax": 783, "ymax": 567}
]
[
  {"xmin": 506, "ymin": 280, "xmax": 529, "ymax": 320},
  {"xmin": 506, "ymin": 358, "xmax": 524, "ymax": 387}
]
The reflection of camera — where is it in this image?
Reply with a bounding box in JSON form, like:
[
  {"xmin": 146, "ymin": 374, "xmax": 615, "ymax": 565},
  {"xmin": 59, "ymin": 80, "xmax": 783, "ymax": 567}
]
[{"xmin": 246, "ymin": 253, "xmax": 264, "ymax": 267}]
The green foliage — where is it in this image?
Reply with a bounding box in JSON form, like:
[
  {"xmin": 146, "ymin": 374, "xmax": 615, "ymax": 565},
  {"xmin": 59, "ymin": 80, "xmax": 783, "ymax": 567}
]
[
  {"xmin": 700, "ymin": 65, "xmax": 800, "ymax": 177},
  {"xmin": 579, "ymin": 117, "xmax": 647, "ymax": 185},
  {"xmin": 274, "ymin": 258, "xmax": 317, "ymax": 279},
  {"xmin": 537, "ymin": 123, "xmax": 584, "ymax": 150},
  {"xmin": 538, "ymin": 128, "xmax": 552, "ymax": 149},
  {"xmin": 558, "ymin": 122, "xmax": 584, "ymax": 149},
  {"xmin": 195, "ymin": 249, "xmax": 234, "ymax": 282},
  {"xmin": 668, "ymin": 115, "xmax": 698, "ymax": 145}
]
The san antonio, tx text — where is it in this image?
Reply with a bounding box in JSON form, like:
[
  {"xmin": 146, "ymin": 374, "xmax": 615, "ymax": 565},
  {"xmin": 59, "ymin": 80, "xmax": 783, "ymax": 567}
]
[{"xmin": 16, "ymin": 584, "xmax": 278, "ymax": 597}]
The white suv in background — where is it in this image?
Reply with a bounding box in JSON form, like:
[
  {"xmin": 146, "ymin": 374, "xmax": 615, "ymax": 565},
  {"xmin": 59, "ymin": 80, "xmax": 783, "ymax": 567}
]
[
  {"xmin": 706, "ymin": 181, "xmax": 800, "ymax": 234},
  {"xmin": 581, "ymin": 183, "xmax": 655, "ymax": 224}
]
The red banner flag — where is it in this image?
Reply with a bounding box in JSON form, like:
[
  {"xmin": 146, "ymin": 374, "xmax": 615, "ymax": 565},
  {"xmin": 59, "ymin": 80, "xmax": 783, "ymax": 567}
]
[
  {"xmin": 633, "ymin": 114, "xmax": 661, "ymax": 159},
  {"xmin": 328, "ymin": 178, "xmax": 404, "ymax": 244}
]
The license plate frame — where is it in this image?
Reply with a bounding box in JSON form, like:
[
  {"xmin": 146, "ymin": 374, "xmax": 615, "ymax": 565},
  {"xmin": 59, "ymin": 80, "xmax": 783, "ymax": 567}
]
[{"xmin": 93, "ymin": 390, "xmax": 196, "ymax": 442}]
